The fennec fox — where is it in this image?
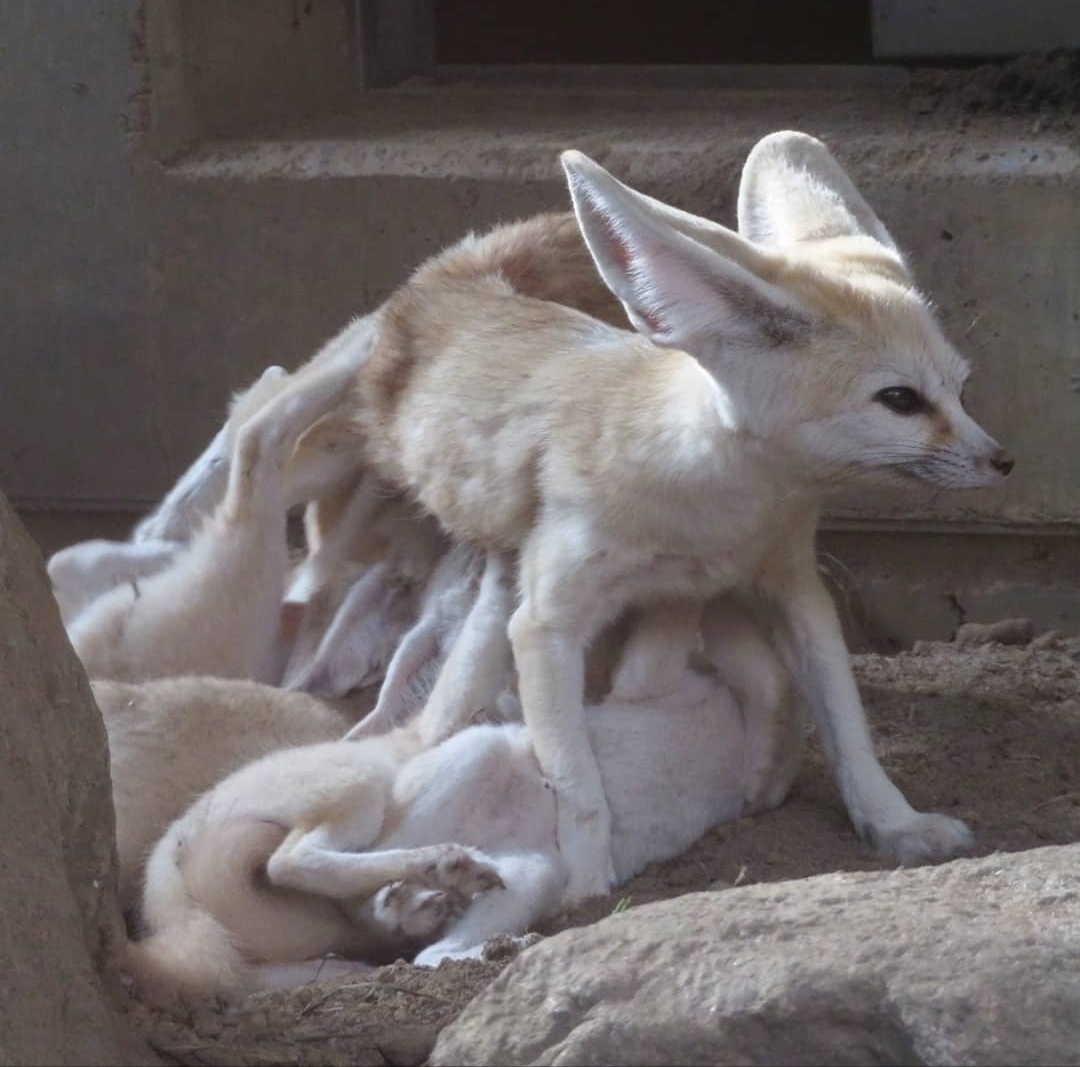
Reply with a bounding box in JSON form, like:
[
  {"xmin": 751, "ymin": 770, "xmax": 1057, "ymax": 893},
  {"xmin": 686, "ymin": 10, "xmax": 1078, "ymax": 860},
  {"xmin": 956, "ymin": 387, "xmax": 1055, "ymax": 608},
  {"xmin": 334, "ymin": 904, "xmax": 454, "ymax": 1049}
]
[
  {"xmin": 124, "ymin": 595, "xmax": 799, "ymax": 1002},
  {"xmin": 261, "ymin": 132, "xmax": 1010, "ymax": 901}
]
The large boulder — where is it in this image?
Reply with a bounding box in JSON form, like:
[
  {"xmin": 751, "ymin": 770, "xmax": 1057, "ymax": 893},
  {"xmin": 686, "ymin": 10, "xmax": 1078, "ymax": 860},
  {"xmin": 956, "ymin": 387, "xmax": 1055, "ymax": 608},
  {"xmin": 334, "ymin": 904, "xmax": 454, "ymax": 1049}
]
[
  {"xmin": 0, "ymin": 492, "xmax": 153, "ymax": 1065},
  {"xmin": 432, "ymin": 843, "xmax": 1080, "ymax": 1066}
]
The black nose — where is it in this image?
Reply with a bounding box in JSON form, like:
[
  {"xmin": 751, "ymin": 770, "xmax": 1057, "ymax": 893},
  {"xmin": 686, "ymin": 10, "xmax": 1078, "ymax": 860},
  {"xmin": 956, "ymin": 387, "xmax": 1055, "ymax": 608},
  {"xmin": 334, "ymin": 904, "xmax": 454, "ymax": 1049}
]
[{"xmin": 990, "ymin": 451, "xmax": 1014, "ymax": 476}]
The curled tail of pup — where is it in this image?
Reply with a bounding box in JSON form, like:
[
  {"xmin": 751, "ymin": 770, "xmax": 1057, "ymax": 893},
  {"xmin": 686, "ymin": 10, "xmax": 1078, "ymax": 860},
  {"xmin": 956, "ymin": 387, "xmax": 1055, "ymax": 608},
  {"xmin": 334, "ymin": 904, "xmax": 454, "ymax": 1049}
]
[
  {"xmin": 123, "ymin": 911, "xmax": 253, "ymax": 1007},
  {"xmin": 124, "ymin": 815, "xmax": 284, "ymax": 1006}
]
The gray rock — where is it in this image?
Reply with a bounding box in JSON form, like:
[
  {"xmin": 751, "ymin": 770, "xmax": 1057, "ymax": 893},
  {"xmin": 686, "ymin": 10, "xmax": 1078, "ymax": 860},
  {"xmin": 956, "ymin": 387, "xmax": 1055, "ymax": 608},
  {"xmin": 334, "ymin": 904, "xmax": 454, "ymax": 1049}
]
[
  {"xmin": 431, "ymin": 844, "xmax": 1080, "ymax": 1066},
  {"xmin": 0, "ymin": 491, "xmax": 153, "ymax": 1064}
]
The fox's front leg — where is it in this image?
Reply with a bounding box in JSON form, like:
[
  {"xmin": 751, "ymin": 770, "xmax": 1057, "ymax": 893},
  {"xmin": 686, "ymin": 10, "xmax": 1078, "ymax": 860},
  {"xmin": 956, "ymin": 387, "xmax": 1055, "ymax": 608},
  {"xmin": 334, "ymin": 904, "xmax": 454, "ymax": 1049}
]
[
  {"xmin": 509, "ymin": 531, "xmax": 621, "ymax": 904},
  {"xmin": 765, "ymin": 559, "xmax": 972, "ymax": 866}
]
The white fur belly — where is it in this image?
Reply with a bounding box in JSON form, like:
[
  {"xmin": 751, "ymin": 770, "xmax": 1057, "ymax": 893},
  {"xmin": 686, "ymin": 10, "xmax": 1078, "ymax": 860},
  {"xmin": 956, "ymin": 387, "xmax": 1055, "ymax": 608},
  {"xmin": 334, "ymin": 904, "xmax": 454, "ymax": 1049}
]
[{"xmin": 383, "ymin": 725, "xmax": 557, "ymax": 853}]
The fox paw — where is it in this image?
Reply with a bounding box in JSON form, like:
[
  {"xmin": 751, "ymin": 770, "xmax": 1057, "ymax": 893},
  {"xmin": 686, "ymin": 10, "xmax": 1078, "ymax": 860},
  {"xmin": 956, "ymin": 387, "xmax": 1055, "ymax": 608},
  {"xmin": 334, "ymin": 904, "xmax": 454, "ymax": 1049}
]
[
  {"xmin": 421, "ymin": 845, "xmax": 505, "ymax": 896},
  {"xmin": 370, "ymin": 881, "xmax": 465, "ymax": 939},
  {"xmin": 870, "ymin": 812, "xmax": 975, "ymax": 867}
]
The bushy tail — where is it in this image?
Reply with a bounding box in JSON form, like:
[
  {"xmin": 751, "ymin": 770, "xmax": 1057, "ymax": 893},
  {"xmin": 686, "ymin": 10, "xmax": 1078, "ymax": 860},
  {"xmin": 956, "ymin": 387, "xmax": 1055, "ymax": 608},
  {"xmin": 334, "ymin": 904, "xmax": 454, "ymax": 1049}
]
[
  {"xmin": 125, "ymin": 816, "xmax": 284, "ymax": 1006},
  {"xmin": 124, "ymin": 911, "xmax": 252, "ymax": 1007}
]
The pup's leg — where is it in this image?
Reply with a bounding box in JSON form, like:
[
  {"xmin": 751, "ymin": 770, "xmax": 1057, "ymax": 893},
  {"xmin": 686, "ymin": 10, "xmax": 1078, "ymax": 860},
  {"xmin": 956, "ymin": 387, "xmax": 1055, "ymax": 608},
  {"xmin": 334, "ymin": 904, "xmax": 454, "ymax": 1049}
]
[
  {"xmin": 47, "ymin": 538, "xmax": 183, "ymax": 626},
  {"xmin": 764, "ymin": 563, "xmax": 973, "ymax": 865},
  {"xmin": 285, "ymin": 474, "xmax": 384, "ymax": 603},
  {"xmin": 67, "ymin": 356, "xmax": 361, "ymax": 683},
  {"xmin": 132, "ymin": 364, "xmax": 289, "ymax": 544},
  {"xmin": 606, "ymin": 599, "xmax": 703, "ymax": 703},
  {"xmin": 700, "ymin": 593, "xmax": 805, "ymax": 815},
  {"xmin": 267, "ymin": 819, "xmax": 504, "ymax": 903},
  {"xmin": 412, "ymin": 850, "xmax": 564, "ymax": 967},
  {"xmin": 130, "ymin": 427, "xmax": 230, "ymax": 545},
  {"xmin": 366, "ymin": 880, "xmax": 470, "ymax": 941},
  {"xmin": 416, "ymin": 551, "xmax": 517, "ymax": 746},
  {"xmin": 344, "ymin": 614, "xmax": 442, "ymax": 739},
  {"xmin": 344, "ymin": 544, "xmax": 485, "ymax": 741},
  {"xmin": 51, "ymin": 365, "xmax": 295, "ymax": 630}
]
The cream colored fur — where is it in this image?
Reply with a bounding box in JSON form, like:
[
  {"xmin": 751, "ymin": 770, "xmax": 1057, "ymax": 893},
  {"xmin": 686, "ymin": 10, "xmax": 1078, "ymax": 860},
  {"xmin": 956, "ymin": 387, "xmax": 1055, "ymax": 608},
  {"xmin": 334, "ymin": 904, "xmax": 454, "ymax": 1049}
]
[
  {"xmin": 247, "ymin": 132, "xmax": 1010, "ymax": 902},
  {"xmin": 95, "ymin": 676, "xmax": 356, "ymax": 914},
  {"xmin": 123, "ymin": 596, "xmax": 799, "ymax": 1003}
]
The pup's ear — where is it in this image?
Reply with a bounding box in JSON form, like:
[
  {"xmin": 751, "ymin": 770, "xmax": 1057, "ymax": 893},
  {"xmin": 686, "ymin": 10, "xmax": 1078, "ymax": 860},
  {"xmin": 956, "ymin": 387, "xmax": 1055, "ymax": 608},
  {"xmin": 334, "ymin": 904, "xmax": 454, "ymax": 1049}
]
[
  {"xmin": 561, "ymin": 149, "xmax": 811, "ymax": 351},
  {"xmin": 283, "ymin": 566, "xmax": 409, "ymax": 698},
  {"xmin": 737, "ymin": 130, "xmax": 902, "ymax": 255}
]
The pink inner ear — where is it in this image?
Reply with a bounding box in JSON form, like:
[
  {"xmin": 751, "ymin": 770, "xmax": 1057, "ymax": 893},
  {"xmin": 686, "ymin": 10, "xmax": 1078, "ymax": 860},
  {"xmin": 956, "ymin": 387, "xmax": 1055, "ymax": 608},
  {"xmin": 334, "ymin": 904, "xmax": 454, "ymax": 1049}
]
[
  {"xmin": 593, "ymin": 210, "xmax": 667, "ymax": 335},
  {"xmin": 600, "ymin": 215, "xmax": 634, "ymax": 276},
  {"xmin": 636, "ymin": 303, "xmax": 666, "ymax": 335}
]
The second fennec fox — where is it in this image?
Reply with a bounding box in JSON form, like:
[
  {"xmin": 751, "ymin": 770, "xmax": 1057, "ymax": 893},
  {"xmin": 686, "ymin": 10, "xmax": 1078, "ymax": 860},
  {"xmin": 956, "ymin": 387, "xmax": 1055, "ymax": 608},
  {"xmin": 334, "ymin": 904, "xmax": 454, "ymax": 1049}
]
[{"xmin": 226, "ymin": 131, "xmax": 1012, "ymax": 902}]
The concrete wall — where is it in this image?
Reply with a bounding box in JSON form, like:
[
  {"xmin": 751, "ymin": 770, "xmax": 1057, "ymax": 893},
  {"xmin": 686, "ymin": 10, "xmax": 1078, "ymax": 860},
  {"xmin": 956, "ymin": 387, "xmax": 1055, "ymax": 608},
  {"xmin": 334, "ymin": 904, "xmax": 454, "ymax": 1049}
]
[
  {"xmin": 873, "ymin": 0, "xmax": 1080, "ymax": 58},
  {"xmin": 1, "ymin": 0, "xmax": 152, "ymax": 506},
  {"xmin": 7, "ymin": 2, "xmax": 1080, "ymax": 645},
  {"xmin": 1, "ymin": 1, "xmax": 356, "ymax": 509}
]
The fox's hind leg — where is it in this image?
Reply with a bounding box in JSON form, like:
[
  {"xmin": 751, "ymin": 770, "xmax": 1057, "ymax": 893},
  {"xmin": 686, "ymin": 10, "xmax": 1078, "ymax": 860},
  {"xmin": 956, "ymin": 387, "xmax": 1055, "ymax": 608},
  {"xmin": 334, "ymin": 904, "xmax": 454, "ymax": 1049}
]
[{"xmin": 700, "ymin": 592, "xmax": 804, "ymax": 815}]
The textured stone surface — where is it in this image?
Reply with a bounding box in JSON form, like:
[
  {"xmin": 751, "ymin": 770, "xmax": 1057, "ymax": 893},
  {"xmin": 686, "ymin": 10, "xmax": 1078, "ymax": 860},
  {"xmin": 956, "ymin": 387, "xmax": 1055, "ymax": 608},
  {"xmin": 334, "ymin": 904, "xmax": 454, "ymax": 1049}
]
[
  {"xmin": 0, "ymin": 489, "xmax": 152, "ymax": 1064},
  {"xmin": 432, "ymin": 844, "xmax": 1080, "ymax": 1066}
]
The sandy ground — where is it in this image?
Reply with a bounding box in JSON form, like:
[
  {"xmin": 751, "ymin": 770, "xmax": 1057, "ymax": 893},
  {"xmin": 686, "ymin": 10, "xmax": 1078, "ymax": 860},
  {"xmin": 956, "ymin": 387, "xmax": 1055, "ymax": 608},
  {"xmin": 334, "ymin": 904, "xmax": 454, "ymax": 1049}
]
[{"xmin": 128, "ymin": 634, "xmax": 1080, "ymax": 1066}]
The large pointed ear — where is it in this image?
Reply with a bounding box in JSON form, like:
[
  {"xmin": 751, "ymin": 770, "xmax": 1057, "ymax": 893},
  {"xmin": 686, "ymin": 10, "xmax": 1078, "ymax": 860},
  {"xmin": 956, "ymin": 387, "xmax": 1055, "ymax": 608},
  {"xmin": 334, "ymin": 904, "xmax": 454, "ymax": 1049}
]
[
  {"xmin": 282, "ymin": 566, "xmax": 412, "ymax": 698},
  {"xmin": 560, "ymin": 150, "xmax": 811, "ymax": 351},
  {"xmin": 737, "ymin": 131, "xmax": 901, "ymax": 254}
]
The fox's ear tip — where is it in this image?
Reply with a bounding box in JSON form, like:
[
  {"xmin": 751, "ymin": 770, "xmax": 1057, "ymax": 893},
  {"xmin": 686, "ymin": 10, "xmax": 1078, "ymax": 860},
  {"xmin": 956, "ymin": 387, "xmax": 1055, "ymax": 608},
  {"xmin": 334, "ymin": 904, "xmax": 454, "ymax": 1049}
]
[
  {"xmin": 559, "ymin": 148, "xmax": 593, "ymax": 175},
  {"xmin": 748, "ymin": 130, "xmax": 832, "ymax": 165}
]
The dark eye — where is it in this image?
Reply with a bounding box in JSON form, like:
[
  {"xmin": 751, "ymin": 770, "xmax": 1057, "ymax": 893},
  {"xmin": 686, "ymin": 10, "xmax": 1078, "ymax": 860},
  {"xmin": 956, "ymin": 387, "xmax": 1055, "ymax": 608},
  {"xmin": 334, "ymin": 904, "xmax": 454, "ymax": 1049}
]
[{"xmin": 874, "ymin": 386, "xmax": 929, "ymax": 416}]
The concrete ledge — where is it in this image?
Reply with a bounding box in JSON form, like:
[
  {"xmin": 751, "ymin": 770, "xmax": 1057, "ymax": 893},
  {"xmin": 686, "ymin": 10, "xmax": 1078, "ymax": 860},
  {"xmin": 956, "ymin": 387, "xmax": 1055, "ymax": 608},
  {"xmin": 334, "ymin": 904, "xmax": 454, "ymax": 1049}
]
[{"xmin": 169, "ymin": 84, "xmax": 1080, "ymax": 184}]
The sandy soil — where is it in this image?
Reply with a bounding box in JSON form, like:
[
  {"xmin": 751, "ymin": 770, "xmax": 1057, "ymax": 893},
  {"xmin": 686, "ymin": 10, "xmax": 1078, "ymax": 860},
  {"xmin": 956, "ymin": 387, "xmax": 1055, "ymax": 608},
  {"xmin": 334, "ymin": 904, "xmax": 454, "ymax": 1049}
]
[{"xmin": 127, "ymin": 633, "xmax": 1080, "ymax": 1067}]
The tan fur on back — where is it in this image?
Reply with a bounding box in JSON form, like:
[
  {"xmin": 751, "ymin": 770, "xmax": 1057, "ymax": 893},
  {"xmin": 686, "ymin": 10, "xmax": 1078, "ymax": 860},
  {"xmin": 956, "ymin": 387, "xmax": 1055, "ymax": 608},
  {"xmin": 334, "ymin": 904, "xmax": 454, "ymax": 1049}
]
[{"xmin": 288, "ymin": 212, "xmax": 627, "ymax": 503}]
